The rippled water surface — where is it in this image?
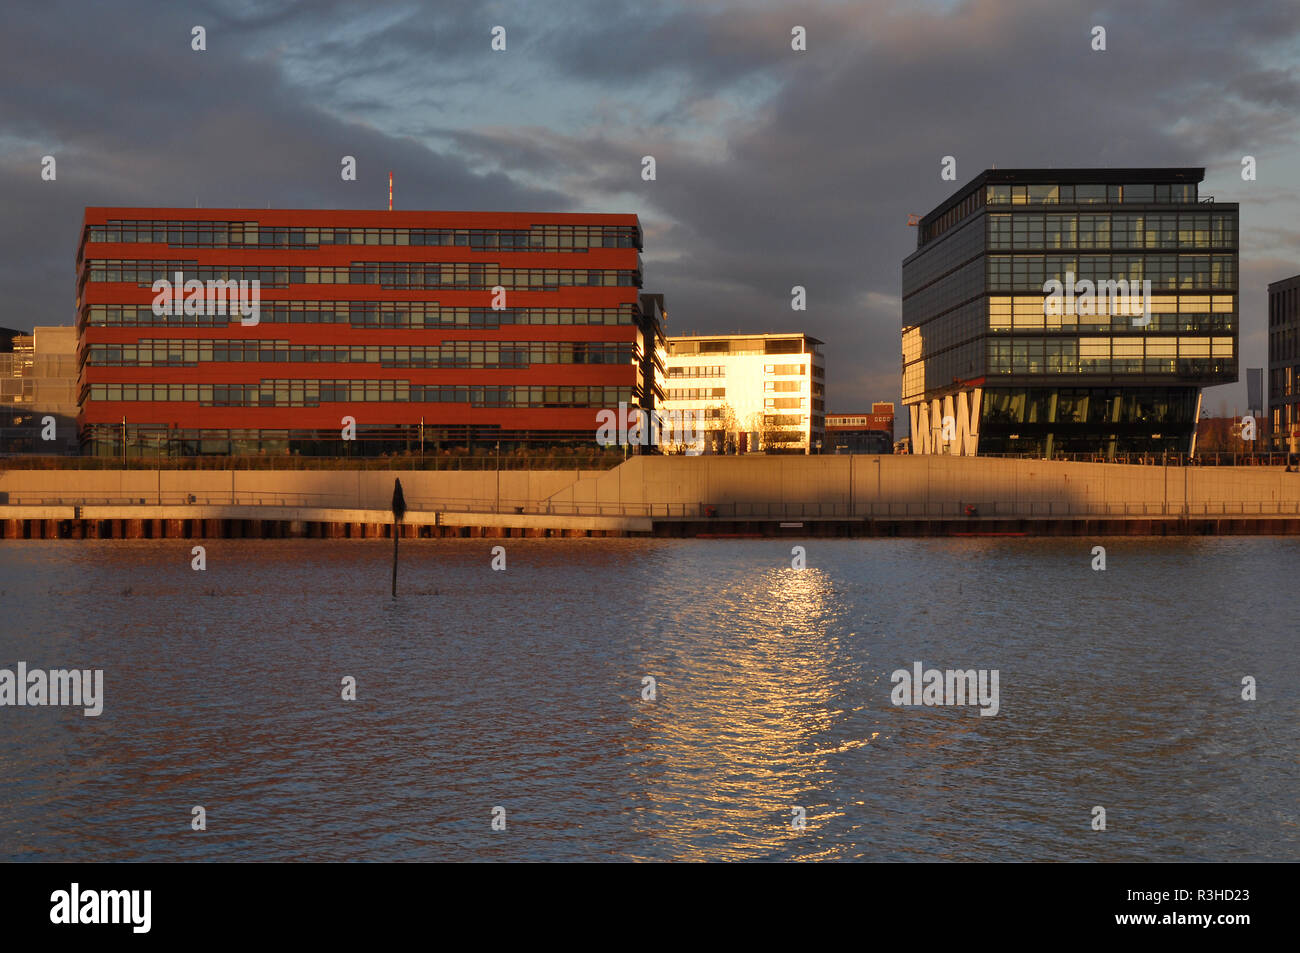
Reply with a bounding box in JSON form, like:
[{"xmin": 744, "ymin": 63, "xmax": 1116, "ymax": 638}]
[{"xmin": 1, "ymin": 537, "xmax": 1296, "ymax": 861}]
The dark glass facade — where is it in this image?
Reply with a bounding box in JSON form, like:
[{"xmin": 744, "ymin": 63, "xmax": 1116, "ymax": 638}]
[
  {"xmin": 980, "ymin": 386, "xmax": 1199, "ymax": 455},
  {"xmin": 902, "ymin": 168, "xmax": 1238, "ymax": 457},
  {"xmin": 1268, "ymin": 274, "xmax": 1300, "ymax": 452}
]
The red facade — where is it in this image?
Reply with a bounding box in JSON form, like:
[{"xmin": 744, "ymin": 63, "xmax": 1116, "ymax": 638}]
[
  {"xmin": 826, "ymin": 403, "xmax": 895, "ymax": 434},
  {"xmin": 76, "ymin": 208, "xmax": 661, "ymax": 455}
]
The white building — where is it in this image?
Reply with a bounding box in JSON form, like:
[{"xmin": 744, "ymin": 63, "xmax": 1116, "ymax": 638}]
[{"xmin": 662, "ymin": 333, "xmax": 825, "ymax": 453}]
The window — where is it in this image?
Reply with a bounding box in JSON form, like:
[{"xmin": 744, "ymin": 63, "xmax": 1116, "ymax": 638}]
[{"xmin": 1045, "ymin": 215, "xmax": 1076, "ymax": 249}]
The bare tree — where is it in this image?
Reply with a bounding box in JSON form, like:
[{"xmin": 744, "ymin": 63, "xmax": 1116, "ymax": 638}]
[
  {"xmin": 716, "ymin": 401, "xmax": 738, "ymax": 454},
  {"xmin": 745, "ymin": 412, "xmax": 766, "ymax": 452}
]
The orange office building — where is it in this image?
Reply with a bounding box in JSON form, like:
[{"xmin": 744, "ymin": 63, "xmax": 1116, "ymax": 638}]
[{"xmin": 76, "ymin": 208, "xmax": 665, "ymax": 456}]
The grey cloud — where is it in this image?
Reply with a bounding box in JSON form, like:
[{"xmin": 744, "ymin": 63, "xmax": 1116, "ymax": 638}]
[{"xmin": 4, "ymin": 0, "xmax": 1300, "ymax": 418}]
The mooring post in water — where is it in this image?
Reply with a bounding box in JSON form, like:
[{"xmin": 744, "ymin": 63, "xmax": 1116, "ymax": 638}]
[{"xmin": 391, "ymin": 477, "xmax": 407, "ymax": 597}]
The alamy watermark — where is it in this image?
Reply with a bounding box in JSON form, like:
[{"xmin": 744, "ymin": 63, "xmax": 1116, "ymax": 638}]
[
  {"xmin": 890, "ymin": 661, "xmax": 999, "ymax": 716},
  {"xmin": 50, "ymin": 883, "xmax": 150, "ymax": 933},
  {"xmin": 0, "ymin": 662, "xmax": 103, "ymax": 716},
  {"xmin": 151, "ymin": 271, "xmax": 260, "ymax": 326},
  {"xmin": 595, "ymin": 402, "xmax": 703, "ymax": 451},
  {"xmin": 1044, "ymin": 271, "xmax": 1151, "ymax": 327}
]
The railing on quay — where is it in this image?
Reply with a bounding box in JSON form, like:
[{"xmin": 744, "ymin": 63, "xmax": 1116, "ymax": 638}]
[
  {"xmin": 975, "ymin": 451, "xmax": 1297, "ymax": 467},
  {"xmin": 2, "ymin": 451, "xmax": 1298, "ymax": 471},
  {"xmin": 0, "ymin": 453, "xmax": 626, "ymax": 471}
]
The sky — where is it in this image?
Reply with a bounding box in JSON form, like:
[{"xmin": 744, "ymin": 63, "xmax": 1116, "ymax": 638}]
[{"xmin": 4, "ymin": 0, "xmax": 1300, "ymax": 416}]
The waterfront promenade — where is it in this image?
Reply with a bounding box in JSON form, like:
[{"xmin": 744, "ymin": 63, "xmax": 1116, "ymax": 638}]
[{"xmin": 3, "ymin": 455, "xmax": 1300, "ymax": 538}]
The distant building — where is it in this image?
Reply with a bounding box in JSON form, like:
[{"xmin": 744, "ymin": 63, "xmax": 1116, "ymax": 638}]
[
  {"xmin": 1196, "ymin": 414, "xmax": 1272, "ymax": 455},
  {"xmin": 76, "ymin": 208, "xmax": 664, "ymax": 457},
  {"xmin": 826, "ymin": 403, "xmax": 895, "ymax": 453},
  {"xmin": 662, "ymin": 332, "xmax": 825, "ymax": 453},
  {"xmin": 903, "ymin": 168, "xmax": 1238, "ymax": 458},
  {"xmin": 0, "ymin": 326, "xmax": 79, "ymax": 454},
  {"xmin": 1268, "ymin": 274, "xmax": 1300, "ymax": 453}
]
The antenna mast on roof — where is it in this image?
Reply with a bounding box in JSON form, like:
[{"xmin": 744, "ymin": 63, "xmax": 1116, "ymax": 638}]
[{"xmin": 388, "ymin": 172, "xmax": 394, "ymax": 211}]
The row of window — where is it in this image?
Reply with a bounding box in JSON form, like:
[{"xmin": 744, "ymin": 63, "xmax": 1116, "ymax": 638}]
[
  {"xmin": 920, "ymin": 190, "xmax": 984, "ymax": 246},
  {"xmin": 986, "ymin": 255, "xmax": 1237, "ymax": 291},
  {"xmin": 665, "ymin": 388, "xmax": 726, "ymax": 400},
  {"xmin": 84, "ymin": 261, "xmax": 641, "ymax": 290},
  {"xmin": 675, "ymin": 340, "xmax": 810, "ymax": 356},
  {"xmin": 922, "ymin": 180, "xmax": 1208, "ymax": 255},
  {"xmin": 989, "ymin": 293, "xmax": 1236, "ymax": 332},
  {"xmin": 662, "ymin": 362, "xmax": 813, "ymax": 379},
  {"xmin": 764, "ymin": 380, "xmax": 802, "ymax": 392},
  {"xmin": 990, "ymin": 312, "xmax": 1235, "ymax": 333},
  {"xmin": 981, "ymin": 388, "xmax": 1199, "ymax": 428},
  {"xmin": 989, "ymin": 213, "xmax": 1236, "ymax": 250},
  {"xmin": 986, "ymin": 183, "xmax": 1197, "ymax": 205},
  {"xmin": 1268, "ymin": 285, "xmax": 1300, "ymax": 327},
  {"xmin": 1270, "ymin": 327, "xmax": 1299, "ymax": 364},
  {"xmin": 83, "ymin": 302, "xmax": 637, "ymax": 329},
  {"xmin": 991, "ymin": 294, "xmax": 1235, "ymax": 315},
  {"xmin": 86, "ymin": 222, "xmax": 641, "ymax": 251},
  {"xmin": 907, "ymin": 311, "xmax": 1225, "ymax": 361},
  {"xmin": 902, "ymin": 298, "xmax": 1239, "ymax": 370},
  {"xmin": 85, "ymin": 340, "xmax": 637, "ymax": 368},
  {"xmin": 1269, "ymin": 366, "xmax": 1295, "ymax": 399},
  {"xmin": 86, "ymin": 382, "xmax": 635, "ymax": 408},
  {"xmin": 666, "ymin": 365, "xmax": 725, "ymax": 378},
  {"xmin": 987, "ymin": 336, "xmax": 1235, "ymax": 374}
]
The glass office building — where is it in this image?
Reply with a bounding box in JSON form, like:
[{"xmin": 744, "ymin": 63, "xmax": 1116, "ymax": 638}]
[{"xmin": 902, "ymin": 169, "xmax": 1238, "ymax": 457}]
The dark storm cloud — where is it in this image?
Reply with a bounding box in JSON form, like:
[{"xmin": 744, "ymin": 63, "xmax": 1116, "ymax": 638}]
[
  {"xmin": 2, "ymin": 0, "xmax": 1299, "ymax": 413},
  {"xmin": 440, "ymin": 0, "xmax": 1300, "ymax": 407},
  {"xmin": 0, "ymin": 0, "xmax": 567, "ymax": 325}
]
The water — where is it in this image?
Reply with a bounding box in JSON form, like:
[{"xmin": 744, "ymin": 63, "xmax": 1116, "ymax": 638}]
[{"xmin": 0, "ymin": 537, "xmax": 1296, "ymax": 862}]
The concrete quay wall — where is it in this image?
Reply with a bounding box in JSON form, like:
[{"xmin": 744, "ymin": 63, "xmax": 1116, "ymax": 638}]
[
  {"xmin": 2, "ymin": 457, "xmax": 1299, "ymax": 534},
  {"xmin": 589, "ymin": 455, "xmax": 1300, "ymax": 517},
  {"xmin": 0, "ymin": 468, "xmax": 588, "ymax": 511}
]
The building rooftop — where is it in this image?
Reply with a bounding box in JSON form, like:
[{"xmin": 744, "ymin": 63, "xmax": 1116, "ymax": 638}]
[
  {"xmin": 666, "ymin": 332, "xmax": 824, "ymax": 344},
  {"xmin": 1267, "ymin": 273, "xmax": 1300, "ymax": 293},
  {"xmin": 83, "ymin": 207, "xmax": 640, "ymax": 221},
  {"xmin": 918, "ymin": 167, "xmax": 1207, "ymax": 232}
]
